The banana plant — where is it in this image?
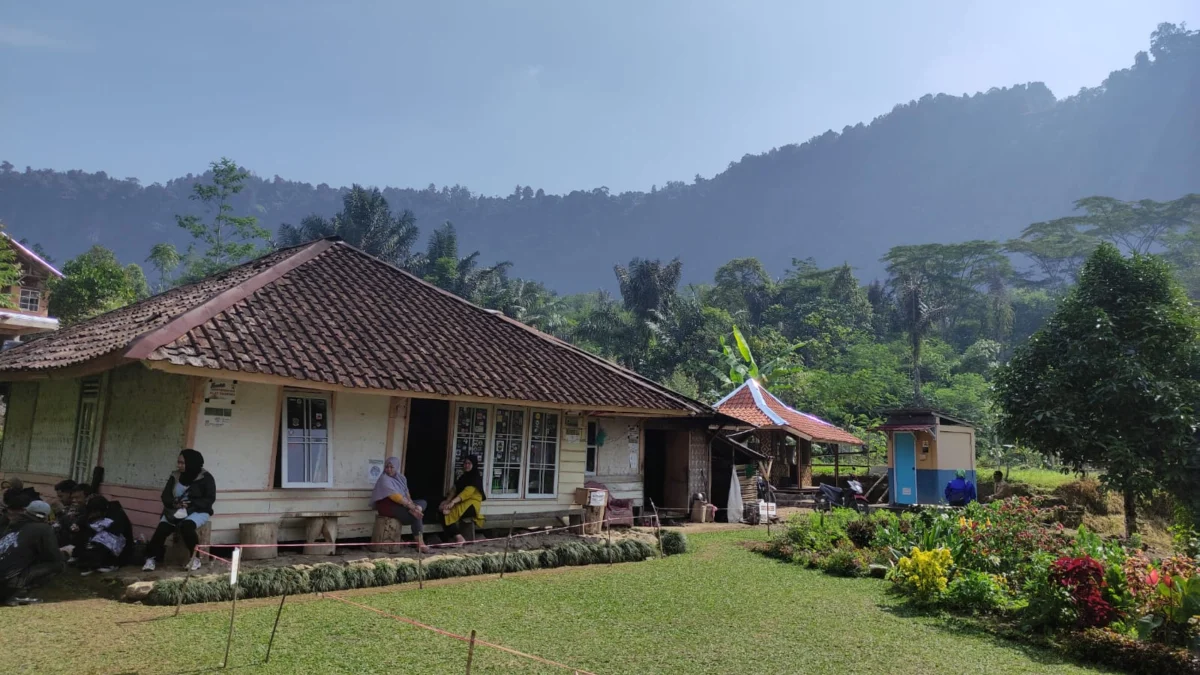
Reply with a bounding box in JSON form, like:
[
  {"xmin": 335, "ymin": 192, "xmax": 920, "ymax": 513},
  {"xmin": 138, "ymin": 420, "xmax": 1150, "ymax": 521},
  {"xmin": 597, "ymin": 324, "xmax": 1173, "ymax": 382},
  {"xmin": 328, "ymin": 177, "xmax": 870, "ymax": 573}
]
[{"xmin": 705, "ymin": 325, "xmax": 801, "ymax": 392}]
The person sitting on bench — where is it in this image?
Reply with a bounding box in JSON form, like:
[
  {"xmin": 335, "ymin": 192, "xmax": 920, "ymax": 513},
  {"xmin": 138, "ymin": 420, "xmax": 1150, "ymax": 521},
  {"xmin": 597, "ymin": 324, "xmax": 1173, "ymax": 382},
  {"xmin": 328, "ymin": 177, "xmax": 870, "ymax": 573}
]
[
  {"xmin": 142, "ymin": 449, "xmax": 217, "ymax": 572},
  {"xmin": 440, "ymin": 454, "xmax": 486, "ymax": 544},
  {"xmin": 0, "ymin": 491, "xmax": 64, "ymax": 606},
  {"xmin": 371, "ymin": 457, "xmax": 429, "ymax": 553}
]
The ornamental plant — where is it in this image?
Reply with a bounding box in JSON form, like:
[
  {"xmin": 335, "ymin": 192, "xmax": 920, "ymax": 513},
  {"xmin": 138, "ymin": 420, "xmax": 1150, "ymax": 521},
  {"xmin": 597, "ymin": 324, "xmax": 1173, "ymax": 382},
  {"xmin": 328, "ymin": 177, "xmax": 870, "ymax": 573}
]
[
  {"xmin": 893, "ymin": 547, "xmax": 953, "ymax": 605},
  {"xmin": 1051, "ymin": 556, "xmax": 1116, "ymax": 629}
]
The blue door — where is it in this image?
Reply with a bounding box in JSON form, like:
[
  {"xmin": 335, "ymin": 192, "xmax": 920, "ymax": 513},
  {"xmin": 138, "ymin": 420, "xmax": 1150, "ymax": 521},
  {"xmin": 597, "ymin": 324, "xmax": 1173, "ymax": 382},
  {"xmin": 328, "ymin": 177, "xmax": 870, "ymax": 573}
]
[{"xmin": 893, "ymin": 433, "xmax": 917, "ymax": 505}]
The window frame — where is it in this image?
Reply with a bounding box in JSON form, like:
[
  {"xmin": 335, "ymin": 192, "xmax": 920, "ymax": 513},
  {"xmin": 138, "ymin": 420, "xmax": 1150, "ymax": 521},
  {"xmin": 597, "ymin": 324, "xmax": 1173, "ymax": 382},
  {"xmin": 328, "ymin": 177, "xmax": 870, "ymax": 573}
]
[
  {"xmin": 18, "ymin": 287, "xmax": 40, "ymax": 312},
  {"xmin": 524, "ymin": 409, "xmax": 560, "ymax": 499},
  {"xmin": 585, "ymin": 420, "xmax": 598, "ymax": 476},
  {"xmin": 449, "ymin": 404, "xmax": 491, "ymax": 492},
  {"xmin": 279, "ymin": 390, "xmax": 334, "ymax": 488},
  {"xmin": 486, "ymin": 405, "xmax": 528, "ymax": 500}
]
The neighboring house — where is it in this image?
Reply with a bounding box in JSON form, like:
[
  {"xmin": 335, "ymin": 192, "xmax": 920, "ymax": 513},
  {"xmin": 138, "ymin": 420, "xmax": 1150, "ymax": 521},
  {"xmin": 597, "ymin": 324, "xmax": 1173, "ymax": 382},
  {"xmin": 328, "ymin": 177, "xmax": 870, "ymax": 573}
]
[
  {"xmin": 0, "ymin": 235, "xmax": 61, "ymax": 344},
  {"xmin": 0, "ymin": 238, "xmax": 716, "ymax": 543},
  {"xmin": 877, "ymin": 408, "xmax": 976, "ymax": 506},
  {"xmin": 713, "ymin": 379, "xmax": 863, "ymax": 505}
]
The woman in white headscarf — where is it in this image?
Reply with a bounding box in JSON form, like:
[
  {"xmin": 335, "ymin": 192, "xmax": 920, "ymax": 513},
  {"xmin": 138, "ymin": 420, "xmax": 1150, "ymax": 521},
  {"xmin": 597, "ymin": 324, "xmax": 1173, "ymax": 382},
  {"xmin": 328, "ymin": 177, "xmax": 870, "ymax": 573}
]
[{"xmin": 371, "ymin": 457, "xmax": 429, "ymax": 552}]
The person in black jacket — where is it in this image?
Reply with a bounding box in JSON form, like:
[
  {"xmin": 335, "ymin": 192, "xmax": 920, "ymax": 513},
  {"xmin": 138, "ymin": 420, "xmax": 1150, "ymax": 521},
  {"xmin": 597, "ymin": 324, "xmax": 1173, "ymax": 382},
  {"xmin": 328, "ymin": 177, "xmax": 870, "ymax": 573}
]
[
  {"xmin": 0, "ymin": 490, "xmax": 64, "ymax": 606},
  {"xmin": 141, "ymin": 449, "xmax": 216, "ymax": 572},
  {"xmin": 77, "ymin": 495, "xmax": 134, "ymax": 575}
]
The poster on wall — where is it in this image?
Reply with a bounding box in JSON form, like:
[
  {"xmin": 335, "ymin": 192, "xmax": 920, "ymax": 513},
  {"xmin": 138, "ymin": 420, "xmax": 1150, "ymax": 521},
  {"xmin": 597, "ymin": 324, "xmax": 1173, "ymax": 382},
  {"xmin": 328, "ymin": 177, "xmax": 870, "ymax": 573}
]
[
  {"xmin": 366, "ymin": 458, "xmax": 385, "ymax": 484},
  {"xmin": 564, "ymin": 415, "xmax": 582, "ymax": 443},
  {"xmin": 205, "ymin": 379, "xmax": 237, "ymax": 405},
  {"xmin": 627, "ymin": 424, "xmax": 639, "ymax": 469}
]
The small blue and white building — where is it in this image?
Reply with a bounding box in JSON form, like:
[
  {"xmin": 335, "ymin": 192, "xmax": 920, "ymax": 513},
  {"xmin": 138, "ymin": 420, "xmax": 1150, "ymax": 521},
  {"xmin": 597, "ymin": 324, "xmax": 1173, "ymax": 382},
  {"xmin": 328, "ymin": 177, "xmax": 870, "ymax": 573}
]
[{"xmin": 878, "ymin": 409, "xmax": 976, "ymax": 506}]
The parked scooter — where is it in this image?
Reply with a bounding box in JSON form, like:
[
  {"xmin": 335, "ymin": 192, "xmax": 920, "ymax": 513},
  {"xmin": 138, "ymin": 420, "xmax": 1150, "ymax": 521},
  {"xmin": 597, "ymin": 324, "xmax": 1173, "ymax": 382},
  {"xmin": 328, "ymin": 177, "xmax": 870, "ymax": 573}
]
[{"xmin": 817, "ymin": 479, "xmax": 870, "ymax": 514}]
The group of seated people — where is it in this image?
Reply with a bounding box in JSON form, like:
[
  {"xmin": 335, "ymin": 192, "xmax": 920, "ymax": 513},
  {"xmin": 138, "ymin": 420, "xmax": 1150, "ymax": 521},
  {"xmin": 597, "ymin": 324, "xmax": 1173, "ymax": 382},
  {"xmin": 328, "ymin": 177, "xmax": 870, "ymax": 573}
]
[{"xmin": 371, "ymin": 454, "xmax": 486, "ymax": 553}]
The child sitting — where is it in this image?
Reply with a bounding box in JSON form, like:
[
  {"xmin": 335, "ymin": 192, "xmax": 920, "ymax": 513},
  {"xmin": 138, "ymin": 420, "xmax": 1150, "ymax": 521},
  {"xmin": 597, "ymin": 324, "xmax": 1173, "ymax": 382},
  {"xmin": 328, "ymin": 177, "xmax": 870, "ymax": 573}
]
[{"xmin": 77, "ymin": 495, "xmax": 132, "ymax": 575}]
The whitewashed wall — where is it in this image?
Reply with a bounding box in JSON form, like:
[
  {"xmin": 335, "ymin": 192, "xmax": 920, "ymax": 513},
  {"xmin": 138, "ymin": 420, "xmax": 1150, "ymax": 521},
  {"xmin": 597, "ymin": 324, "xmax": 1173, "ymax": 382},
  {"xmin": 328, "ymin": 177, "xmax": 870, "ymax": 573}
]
[
  {"xmin": 330, "ymin": 392, "xmax": 390, "ymax": 490},
  {"xmin": 193, "ymin": 380, "xmax": 277, "ymax": 490},
  {"xmin": 589, "ymin": 416, "xmax": 643, "ymax": 502},
  {"xmin": 102, "ymin": 366, "xmax": 191, "ymax": 489}
]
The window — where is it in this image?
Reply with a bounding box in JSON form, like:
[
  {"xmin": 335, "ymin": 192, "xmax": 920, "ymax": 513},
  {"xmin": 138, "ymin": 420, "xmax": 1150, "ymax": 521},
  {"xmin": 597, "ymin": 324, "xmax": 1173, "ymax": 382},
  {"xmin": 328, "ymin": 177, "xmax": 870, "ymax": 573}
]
[
  {"xmin": 281, "ymin": 392, "xmax": 332, "ymax": 487},
  {"xmin": 490, "ymin": 408, "xmax": 525, "ymax": 497},
  {"xmin": 585, "ymin": 421, "xmax": 598, "ymax": 475},
  {"xmin": 19, "ymin": 288, "xmax": 40, "ymax": 312},
  {"xmin": 453, "ymin": 405, "xmax": 489, "ymax": 478},
  {"xmin": 527, "ymin": 411, "xmax": 559, "ymax": 496}
]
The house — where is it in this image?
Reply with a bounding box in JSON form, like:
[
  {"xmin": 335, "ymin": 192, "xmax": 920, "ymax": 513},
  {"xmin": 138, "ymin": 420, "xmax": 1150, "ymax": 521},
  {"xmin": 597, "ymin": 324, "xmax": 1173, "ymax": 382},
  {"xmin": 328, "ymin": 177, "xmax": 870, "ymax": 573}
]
[
  {"xmin": 0, "ymin": 234, "xmax": 61, "ymax": 344},
  {"xmin": 876, "ymin": 408, "xmax": 976, "ymax": 506},
  {"xmin": 712, "ymin": 379, "xmax": 864, "ymax": 514},
  {"xmin": 0, "ymin": 238, "xmax": 715, "ymax": 544}
]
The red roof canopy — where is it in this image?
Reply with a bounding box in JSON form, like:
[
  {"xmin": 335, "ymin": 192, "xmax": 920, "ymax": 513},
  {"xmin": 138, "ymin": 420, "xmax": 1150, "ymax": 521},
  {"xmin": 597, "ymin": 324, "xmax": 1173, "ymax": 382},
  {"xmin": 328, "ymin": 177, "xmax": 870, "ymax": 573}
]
[{"xmin": 714, "ymin": 380, "xmax": 863, "ymax": 445}]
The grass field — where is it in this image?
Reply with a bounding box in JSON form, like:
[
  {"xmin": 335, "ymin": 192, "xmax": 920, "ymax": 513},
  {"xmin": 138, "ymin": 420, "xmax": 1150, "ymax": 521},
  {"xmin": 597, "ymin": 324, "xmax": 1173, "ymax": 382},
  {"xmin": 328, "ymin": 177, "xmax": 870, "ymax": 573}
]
[{"xmin": 0, "ymin": 529, "xmax": 1104, "ymax": 674}]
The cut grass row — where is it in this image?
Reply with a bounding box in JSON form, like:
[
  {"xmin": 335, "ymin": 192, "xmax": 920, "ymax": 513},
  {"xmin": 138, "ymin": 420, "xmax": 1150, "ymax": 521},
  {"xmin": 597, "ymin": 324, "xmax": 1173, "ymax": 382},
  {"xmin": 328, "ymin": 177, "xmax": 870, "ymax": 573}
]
[{"xmin": 0, "ymin": 529, "xmax": 1103, "ymax": 674}]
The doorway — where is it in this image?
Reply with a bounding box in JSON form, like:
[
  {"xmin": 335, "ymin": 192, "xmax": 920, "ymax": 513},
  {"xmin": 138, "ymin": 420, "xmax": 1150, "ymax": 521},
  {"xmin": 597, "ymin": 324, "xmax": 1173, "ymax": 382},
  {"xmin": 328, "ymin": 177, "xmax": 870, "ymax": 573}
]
[
  {"xmin": 404, "ymin": 399, "xmax": 450, "ymax": 506},
  {"xmin": 643, "ymin": 429, "xmax": 690, "ymax": 511},
  {"xmin": 893, "ymin": 432, "xmax": 917, "ymax": 505}
]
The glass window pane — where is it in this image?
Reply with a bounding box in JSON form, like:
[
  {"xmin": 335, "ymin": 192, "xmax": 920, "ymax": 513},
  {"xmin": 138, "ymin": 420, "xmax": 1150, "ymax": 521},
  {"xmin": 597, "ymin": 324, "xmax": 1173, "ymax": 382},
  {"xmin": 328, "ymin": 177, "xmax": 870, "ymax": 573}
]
[
  {"xmin": 309, "ymin": 444, "xmax": 328, "ymax": 483},
  {"xmin": 286, "ymin": 398, "xmax": 305, "ymax": 430},
  {"xmin": 287, "ymin": 443, "xmax": 306, "ymax": 483}
]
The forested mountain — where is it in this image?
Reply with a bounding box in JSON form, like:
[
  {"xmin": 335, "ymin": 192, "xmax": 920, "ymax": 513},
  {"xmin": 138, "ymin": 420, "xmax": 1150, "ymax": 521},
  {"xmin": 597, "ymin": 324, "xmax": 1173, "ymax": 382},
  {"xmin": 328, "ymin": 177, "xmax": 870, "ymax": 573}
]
[{"xmin": 1, "ymin": 24, "xmax": 1197, "ymax": 291}]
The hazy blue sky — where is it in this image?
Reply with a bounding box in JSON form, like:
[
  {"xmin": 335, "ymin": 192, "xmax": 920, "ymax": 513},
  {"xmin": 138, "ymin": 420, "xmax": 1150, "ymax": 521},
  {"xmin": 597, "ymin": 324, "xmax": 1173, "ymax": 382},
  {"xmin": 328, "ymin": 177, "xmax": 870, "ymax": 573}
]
[{"xmin": 2, "ymin": 1, "xmax": 1195, "ymax": 195}]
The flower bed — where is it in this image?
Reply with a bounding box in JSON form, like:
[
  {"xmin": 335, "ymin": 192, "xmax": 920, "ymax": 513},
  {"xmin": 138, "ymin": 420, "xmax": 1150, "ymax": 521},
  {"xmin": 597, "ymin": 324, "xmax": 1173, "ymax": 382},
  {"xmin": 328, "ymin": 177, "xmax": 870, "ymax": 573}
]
[{"xmin": 762, "ymin": 499, "xmax": 1200, "ymax": 673}]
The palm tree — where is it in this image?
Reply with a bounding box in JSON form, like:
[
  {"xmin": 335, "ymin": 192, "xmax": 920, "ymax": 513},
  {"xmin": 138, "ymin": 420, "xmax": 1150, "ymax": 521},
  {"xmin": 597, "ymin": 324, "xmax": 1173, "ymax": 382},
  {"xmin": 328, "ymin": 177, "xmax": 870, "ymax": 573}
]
[
  {"xmin": 614, "ymin": 257, "xmax": 682, "ymax": 320},
  {"xmin": 277, "ymin": 185, "xmax": 419, "ymax": 267},
  {"xmin": 409, "ymin": 222, "xmax": 510, "ymax": 301},
  {"xmin": 895, "ymin": 272, "xmax": 949, "ymax": 404}
]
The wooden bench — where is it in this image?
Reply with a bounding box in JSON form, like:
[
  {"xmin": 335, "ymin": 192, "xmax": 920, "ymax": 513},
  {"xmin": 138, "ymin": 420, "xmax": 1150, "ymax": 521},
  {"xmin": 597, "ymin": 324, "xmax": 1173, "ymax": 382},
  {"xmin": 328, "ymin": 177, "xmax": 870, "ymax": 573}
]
[{"xmin": 291, "ymin": 511, "xmax": 350, "ymax": 555}]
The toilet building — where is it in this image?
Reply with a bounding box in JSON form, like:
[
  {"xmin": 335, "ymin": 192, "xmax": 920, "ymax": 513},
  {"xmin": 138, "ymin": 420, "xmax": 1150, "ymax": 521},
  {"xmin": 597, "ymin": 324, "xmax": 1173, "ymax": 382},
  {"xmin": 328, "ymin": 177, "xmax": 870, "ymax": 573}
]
[{"xmin": 877, "ymin": 409, "xmax": 976, "ymax": 506}]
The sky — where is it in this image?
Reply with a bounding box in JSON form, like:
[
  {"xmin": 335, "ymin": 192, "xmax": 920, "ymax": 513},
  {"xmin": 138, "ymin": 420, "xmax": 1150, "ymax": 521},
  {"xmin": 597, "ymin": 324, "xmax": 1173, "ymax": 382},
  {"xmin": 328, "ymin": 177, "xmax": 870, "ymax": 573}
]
[{"xmin": 2, "ymin": 1, "xmax": 1196, "ymax": 196}]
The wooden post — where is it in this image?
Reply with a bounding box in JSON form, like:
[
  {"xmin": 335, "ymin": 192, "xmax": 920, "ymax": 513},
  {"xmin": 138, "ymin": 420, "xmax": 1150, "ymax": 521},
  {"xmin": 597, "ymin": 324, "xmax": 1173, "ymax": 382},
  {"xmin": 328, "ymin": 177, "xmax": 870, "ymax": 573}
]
[
  {"xmin": 264, "ymin": 592, "xmax": 288, "ymax": 664},
  {"xmin": 173, "ymin": 558, "xmax": 196, "ymax": 618},
  {"xmin": 606, "ymin": 517, "xmax": 614, "ymax": 566},
  {"xmin": 223, "ymin": 582, "xmax": 239, "ymax": 669},
  {"xmin": 833, "ymin": 444, "xmax": 840, "ymax": 483},
  {"xmin": 499, "ymin": 511, "xmax": 516, "ymax": 579},
  {"xmin": 417, "ymin": 544, "xmax": 424, "ymax": 590},
  {"xmin": 649, "ymin": 499, "xmax": 663, "ymax": 559},
  {"xmin": 465, "ymin": 629, "xmax": 477, "ymax": 674}
]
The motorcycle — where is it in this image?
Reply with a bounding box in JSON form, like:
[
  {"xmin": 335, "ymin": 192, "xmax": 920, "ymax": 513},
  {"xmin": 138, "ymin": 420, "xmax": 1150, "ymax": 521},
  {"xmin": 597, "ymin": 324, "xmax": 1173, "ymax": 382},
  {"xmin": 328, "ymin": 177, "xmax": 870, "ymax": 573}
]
[{"xmin": 817, "ymin": 479, "xmax": 870, "ymax": 514}]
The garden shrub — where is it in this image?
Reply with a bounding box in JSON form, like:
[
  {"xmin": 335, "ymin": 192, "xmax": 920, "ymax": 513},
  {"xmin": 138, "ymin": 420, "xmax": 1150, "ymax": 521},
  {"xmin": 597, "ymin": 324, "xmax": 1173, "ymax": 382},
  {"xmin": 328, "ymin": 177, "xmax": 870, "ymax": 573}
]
[
  {"xmin": 395, "ymin": 560, "xmax": 419, "ymax": 583},
  {"xmin": 343, "ymin": 563, "xmax": 377, "ymax": 589},
  {"xmin": 539, "ymin": 548, "xmax": 560, "ymax": 568},
  {"xmin": 1050, "ymin": 556, "xmax": 1116, "ymax": 628},
  {"xmin": 845, "ymin": 518, "xmax": 877, "ymax": 549},
  {"xmin": 1065, "ymin": 628, "xmax": 1200, "ymax": 675},
  {"xmin": 309, "ymin": 563, "xmax": 346, "ymax": 592},
  {"xmin": 1021, "ymin": 553, "xmax": 1075, "ymax": 630},
  {"xmin": 944, "ymin": 571, "xmax": 1008, "ymax": 613},
  {"xmin": 791, "ymin": 550, "xmax": 825, "ymax": 569},
  {"xmin": 552, "ymin": 541, "xmax": 590, "ymax": 566},
  {"xmin": 661, "ymin": 530, "xmax": 688, "ymax": 556},
  {"xmin": 893, "ymin": 547, "xmax": 953, "ymax": 604},
  {"xmin": 821, "ymin": 547, "xmax": 869, "ymax": 577},
  {"xmin": 373, "ymin": 560, "xmax": 397, "ymax": 587},
  {"xmin": 621, "ymin": 538, "xmax": 654, "ymax": 560}
]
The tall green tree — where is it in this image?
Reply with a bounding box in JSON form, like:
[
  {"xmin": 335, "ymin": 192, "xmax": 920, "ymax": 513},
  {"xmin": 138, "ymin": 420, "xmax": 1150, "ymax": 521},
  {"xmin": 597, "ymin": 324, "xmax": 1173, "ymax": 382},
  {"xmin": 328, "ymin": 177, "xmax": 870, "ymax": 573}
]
[
  {"xmin": 175, "ymin": 158, "xmax": 269, "ymax": 279},
  {"xmin": 409, "ymin": 222, "xmax": 510, "ymax": 300},
  {"xmin": 276, "ymin": 185, "xmax": 419, "ymax": 266},
  {"xmin": 145, "ymin": 243, "xmax": 181, "ymax": 292},
  {"xmin": 613, "ymin": 257, "xmax": 682, "ymax": 321},
  {"xmin": 994, "ymin": 244, "xmax": 1200, "ymax": 536},
  {"xmin": 0, "ymin": 225, "xmax": 25, "ymax": 309},
  {"xmin": 893, "ymin": 271, "xmax": 949, "ymax": 404},
  {"xmin": 49, "ymin": 246, "xmax": 149, "ymax": 325}
]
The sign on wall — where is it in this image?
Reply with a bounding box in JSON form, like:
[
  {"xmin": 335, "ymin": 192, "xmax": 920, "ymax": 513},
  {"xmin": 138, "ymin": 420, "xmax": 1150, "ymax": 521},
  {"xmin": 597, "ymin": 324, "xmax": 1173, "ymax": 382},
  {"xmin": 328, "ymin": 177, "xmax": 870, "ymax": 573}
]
[
  {"xmin": 564, "ymin": 414, "xmax": 582, "ymax": 443},
  {"xmin": 203, "ymin": 407, "xmax": 233, "ymax": 428},
  {"xmin": 205, "ymin": 379, "xmax": 238, "ymax": 405},
  {"xmin": 365, "ymin": 458, "xmax": 385, "ymax": 485}
]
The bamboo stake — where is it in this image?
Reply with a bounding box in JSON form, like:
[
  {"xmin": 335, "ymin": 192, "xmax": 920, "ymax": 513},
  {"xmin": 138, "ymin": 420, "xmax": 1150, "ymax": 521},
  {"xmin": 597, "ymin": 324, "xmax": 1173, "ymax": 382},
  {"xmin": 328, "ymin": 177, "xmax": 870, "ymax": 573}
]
[
  {"xmin": 465, "ymin": 629, "xmax": 477, "ymax": 674},
  {"xmin": 649, "ymin": 499, "xmax": 663, "ymax": 559},
  {"xmin": 499, "ymin": 511, "xmax": 516, "ymax": 579},
  {"xmin": 223, "ymin": 582, "xmax": 239, "ymax": 669},
  {"xmin": 417, "ymin": 542, "xmax": 424, "ymax": 590},
  {"xmin": 606, "ymin": 516, "xmax": 614, "ymax": 566},
  {"xmin": 264, "ymin": 591, "xmax": 289, "ymax": 664}
]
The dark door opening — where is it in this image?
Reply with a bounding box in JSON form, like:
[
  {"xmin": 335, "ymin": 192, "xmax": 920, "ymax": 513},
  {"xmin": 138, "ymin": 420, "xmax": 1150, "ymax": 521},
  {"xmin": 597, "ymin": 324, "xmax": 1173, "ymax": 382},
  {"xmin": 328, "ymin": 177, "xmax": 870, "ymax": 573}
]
[
  {"xmin": 643, "ymin": 430, "xmax": 667, "ymax": 510},
  {"xmin": 404, "ymin": 399, "xmax": 450, "ymax": 507}
]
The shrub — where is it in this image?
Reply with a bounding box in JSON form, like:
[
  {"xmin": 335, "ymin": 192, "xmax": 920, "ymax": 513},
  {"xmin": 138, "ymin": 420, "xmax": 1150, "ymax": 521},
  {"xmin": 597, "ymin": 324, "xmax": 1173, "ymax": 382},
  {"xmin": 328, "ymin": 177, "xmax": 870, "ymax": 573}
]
[
  {"xmin": 373, "ymin": 560, "xmax": 397, "ymax": 587},
  {"xmin": 821, "ymin": 547, "xmax": 868, "ymax": 577},
  {"xmin": 343, "ymin": 563, "xmax": 377, "ymax": 589},
  {"xmin": 944, "ymin": 571, "xmax": 1008, "ymax": 613},
  {"xmin": 621, "ymin": 538, "xmax": 654, "ymax": 560},
  {"xmin": 552, "ymin": 541, "xmax": 590, "ymax": 566},
  {"xmin": 309, "ymin": 563, "xmax": 345, "ymax": 592},
  {"xmin": 845, "ymin": 518, "xmax": 877, "ymax": 549},
  {"xmin": 539, "ymin": 548, "xmax": 560, "ymax": 568},
  {"xmin": 661, "ymin": 531, "xmax": 688, "ymax": 556},
  {"xmin": 1065, "ymin": 628, "xmax": 1200, "ymax": 675},
  {"xmin": 1051, "ymin": 556, "xmax": 1115, "ymax": 628},
  {"xmin": 394, "ymin": 560, "xmax": 420, "ymax": 584},
  {"xmin": 1021, "ymin": 553, "xmax": 1075, "ymax": 630},
  {"xmin": 792, "ymin": 550, "xmax": 825, "ymax": 569},
  {"xmin": 893, "ymin": 547, "xmax": 953, "ymax": 604}
]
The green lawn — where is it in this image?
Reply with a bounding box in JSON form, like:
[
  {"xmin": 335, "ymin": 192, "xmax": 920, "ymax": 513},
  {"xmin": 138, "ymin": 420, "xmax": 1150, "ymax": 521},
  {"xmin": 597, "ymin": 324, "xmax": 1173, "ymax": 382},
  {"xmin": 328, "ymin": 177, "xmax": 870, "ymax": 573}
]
[
  {"xmin": 0, "ymin": 529, "xmax": 1105, "ymax": 674},
  {"xmin": 997, "ymin": 467, "xmax": 1081, "ymax": 489}
]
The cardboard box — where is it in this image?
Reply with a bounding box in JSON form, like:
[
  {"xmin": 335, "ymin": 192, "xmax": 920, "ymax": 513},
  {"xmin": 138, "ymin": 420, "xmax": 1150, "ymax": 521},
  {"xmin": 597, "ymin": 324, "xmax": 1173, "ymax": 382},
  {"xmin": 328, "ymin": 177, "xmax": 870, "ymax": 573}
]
[{"xmin": 575, "ymin": 487, "xmax": 606, "ymax": 506}]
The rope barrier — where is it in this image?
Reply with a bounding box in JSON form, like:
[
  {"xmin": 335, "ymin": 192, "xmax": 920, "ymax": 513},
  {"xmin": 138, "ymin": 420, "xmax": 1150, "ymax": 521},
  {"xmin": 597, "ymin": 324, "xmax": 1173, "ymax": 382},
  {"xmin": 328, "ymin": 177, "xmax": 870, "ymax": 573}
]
[{"xmin": 325, "ymin": 593, "xmax": 598, "ymax": 674}]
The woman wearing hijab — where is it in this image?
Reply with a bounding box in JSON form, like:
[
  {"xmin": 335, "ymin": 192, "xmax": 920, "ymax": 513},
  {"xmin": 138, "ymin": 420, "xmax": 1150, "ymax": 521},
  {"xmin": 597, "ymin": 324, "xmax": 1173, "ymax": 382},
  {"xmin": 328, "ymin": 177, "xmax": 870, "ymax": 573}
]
[
  {"xmin": 142, "ymin": 449, "xmax": 216, "ymax": 572},
  {"xmin": 371, "ymin": 457, "xmax": 429, "ymax": 553},
  {"xmin": 439, "ymin": 455, "xmax": 485, "ymax": 544}
]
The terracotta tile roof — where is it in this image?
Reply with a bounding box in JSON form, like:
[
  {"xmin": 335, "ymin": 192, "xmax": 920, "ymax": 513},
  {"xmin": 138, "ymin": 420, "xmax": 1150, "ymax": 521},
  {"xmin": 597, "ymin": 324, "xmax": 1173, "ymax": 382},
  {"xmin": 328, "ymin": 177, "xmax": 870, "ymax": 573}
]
[
  {"xmin": 714, "ymin": 380, "xmax": 863, "ymax": 445},
  {"xmin": 0, "ymin": 240, "xmax": 706, "ymax": 414}
]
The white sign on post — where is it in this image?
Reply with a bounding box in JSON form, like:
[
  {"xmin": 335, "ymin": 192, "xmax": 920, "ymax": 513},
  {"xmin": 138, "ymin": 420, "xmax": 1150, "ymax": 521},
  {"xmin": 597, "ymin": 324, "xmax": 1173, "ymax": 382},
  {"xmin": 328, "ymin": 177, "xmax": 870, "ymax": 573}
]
[{"xmin": 229, "ymin": 547, "xmax": 242, "ymax": 586}]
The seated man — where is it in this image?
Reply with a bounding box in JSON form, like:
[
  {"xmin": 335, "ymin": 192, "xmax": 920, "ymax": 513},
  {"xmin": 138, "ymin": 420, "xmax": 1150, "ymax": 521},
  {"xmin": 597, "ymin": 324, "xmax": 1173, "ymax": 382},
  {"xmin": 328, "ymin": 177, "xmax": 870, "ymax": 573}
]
[
  {"xmin": 0, "ymin": 491, "xmax": 65, "ymax": 606},
  {"xmin": 985, "ymin": 470, "xmax": 1011, "ymax": 503},
  {"xmin": 944, "ymin": 470, "xmax": 978, "ymax": 507},
  {"xmin": 370, "ymin": 457, "xmax": 429, "ymax": 553}
]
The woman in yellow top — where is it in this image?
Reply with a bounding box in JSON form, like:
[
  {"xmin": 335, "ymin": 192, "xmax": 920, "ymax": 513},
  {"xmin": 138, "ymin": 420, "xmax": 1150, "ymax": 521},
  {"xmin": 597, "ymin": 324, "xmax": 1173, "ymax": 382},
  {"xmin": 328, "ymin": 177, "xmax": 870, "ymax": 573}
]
[{"xmin": 440, "ymin": 455, "xmax": 486, "ymax": 544}]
